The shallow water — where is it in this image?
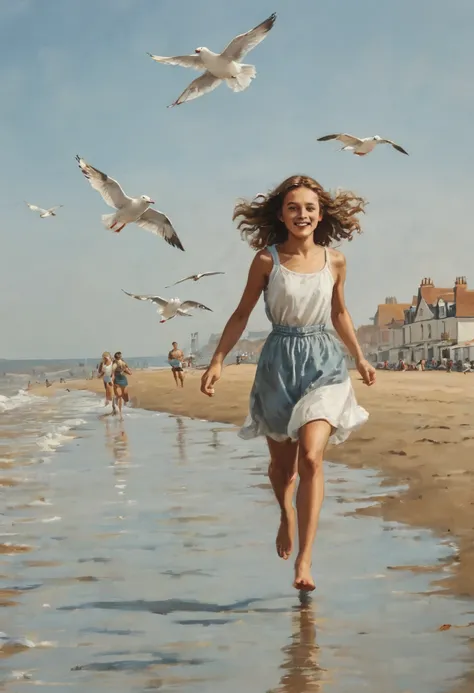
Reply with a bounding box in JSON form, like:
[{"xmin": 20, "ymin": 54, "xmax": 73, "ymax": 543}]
[{"xmin": 0, "ymin": 391, "xmax": 473, "ymax": 692}]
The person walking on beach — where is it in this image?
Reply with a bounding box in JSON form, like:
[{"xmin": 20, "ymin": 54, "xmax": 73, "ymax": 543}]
[
  {"xmin": 98, "ymin": 351, "xmax": 115, "ymax": 409},
  {"xmin": 200, "ymin": 175, "xmax": 375, "ymax": 592},
  {"xmin": 113, "ymin": 351, "xmax": 132, "ymax": 419},
  {"xmin": 462, "ymin": 358, "xmax": 472, "ymax": 374},
  {"xmin": 168, "ymin": 341, "xmax": 185, "ymax": 388}
]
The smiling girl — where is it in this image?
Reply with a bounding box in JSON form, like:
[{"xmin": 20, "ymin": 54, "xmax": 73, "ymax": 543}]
[{"xmin": 200, "ymin": 175, "xmax": 376, "ymax": 592}]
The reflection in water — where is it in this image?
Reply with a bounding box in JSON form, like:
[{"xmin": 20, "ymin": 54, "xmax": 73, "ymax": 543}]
[
  {"xmin": 210, "ymin": 429, "xmax": 221, "ymax": 449},
  {"xmin": 175, "ymin": 417, "xmax": 187, "ymax": 464},
  {"xmin": 103, "ymin": 419, "xmax": 130, "ymax": 505},
  {"xmin": 272, "ymin": 595, "xmax": 323, "ymax": 693},
  {"xmin": 103, "ymin": 418, "xmax": 129, "ymax": 467}
]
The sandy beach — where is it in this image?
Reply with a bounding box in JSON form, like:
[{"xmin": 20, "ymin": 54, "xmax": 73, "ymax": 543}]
[{"xmin": 36, "ymin": 366, "xmax": 474, "ymax": 600}]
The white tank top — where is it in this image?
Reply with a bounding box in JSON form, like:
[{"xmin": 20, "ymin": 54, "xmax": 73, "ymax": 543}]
[
  {"xmin": 102, "ymin": 362, "xmax": 113, "ymax": 377},
  {"xmin": 264, "ymin": 245, "xmax": 335, "ymax": 327}
]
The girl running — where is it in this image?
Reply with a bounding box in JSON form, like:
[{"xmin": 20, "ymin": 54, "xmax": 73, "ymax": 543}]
[
  {"xmin": 201, "ymin": 175, "xmax": 376, "ymax": 591},
  {"xmin": 113, "ymin": 351, "xmax": 132, "ymax": 419},
  {"xmin": 98, "ymin": 352, "xmax": 114, "ymax": 408}
]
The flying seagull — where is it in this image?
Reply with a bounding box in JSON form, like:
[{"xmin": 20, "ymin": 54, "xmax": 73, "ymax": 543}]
[
  {"xmin": 25, "ymin": 202, "xmax": 63, "ymax": 218},
  {"xmin": 75, "ymin": 155, "xmax": 184, "ymax": 250},
  {"xmin": 122, "ymin": 290, "xmax": 212, "ymax": 323},
  {"xmin": 317, "ymin": 133, "xmax": 409, "ymax": 156},
  {"xmin": 165, "ymin": 271, "xmax": 225, "ymax": 288},
  {"xmin": 148, "ymin": 12, "xmax": 276, "ymax": 107}
]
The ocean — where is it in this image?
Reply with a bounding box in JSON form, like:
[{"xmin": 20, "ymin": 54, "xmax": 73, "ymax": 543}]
[
  {"xmin": 0, "ymin": 385, "xmax": 473, "ymax": 691},
  {"xmin": 0, "ymin": 357, "xmax": 168, "ymax": 399}
]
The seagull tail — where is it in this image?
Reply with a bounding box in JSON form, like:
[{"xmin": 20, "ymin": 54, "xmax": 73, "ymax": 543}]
[
  {"xmin": 101, "ymin": 213, "xmax": 117, "ymax": 230},
  {"xmin": 227, "ymin": 64, "xmax": 256, "ymax": 93}
]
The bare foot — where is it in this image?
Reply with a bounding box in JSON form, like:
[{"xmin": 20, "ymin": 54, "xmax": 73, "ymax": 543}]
[
  {"xmin": 293, "ymin": 556, "xmax": 315, "ymax": 592},
  {"xmin": 276, "ymin": 508, "xmax": 295, "ymax": 560}
]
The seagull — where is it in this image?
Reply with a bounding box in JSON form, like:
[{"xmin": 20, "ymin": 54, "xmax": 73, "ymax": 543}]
[
  {"xmin": 75, "ymin": 155, "xmax": 184, "ymax": 250},
  {"xmin": 25, "ymin": 202, "xmax": 63, "ymax": 218},
  {"xmin": 148, "ymin": 12, "xmax": 276, "ymax": 107},
  {"xmin": 165, "ymin": 271, "xmax": 225, "ymax": 288},
  {"xmin": 122, "ymin": 290, "xmax": 212, "ymax": 323},
  {"xmin": 316, "ymin": 133, "xmax": 408, "ymax": 156}
]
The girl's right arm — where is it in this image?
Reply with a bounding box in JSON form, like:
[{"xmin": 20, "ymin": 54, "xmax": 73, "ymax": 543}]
[{"xmin": 200, "ymin": 251, "xmax": 271, "ymax": 397}]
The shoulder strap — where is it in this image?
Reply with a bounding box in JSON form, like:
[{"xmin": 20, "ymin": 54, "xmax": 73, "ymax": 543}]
[
  {"xmin": 267, "ymin": 244, "xmax": 280, "ymax": 265},
  {"xmin": 324, "ymin": 246, "xmax": 330, "ymax": 269}
]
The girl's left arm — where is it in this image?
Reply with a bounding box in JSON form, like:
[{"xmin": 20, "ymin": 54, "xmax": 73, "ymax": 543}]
[{"xmin": 330, "ymin": 250, "xmax": 375, "ymax": 385}]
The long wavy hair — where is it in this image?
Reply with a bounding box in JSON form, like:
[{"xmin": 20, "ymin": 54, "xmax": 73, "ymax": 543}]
[{"xmin": 233, "ymin": 175, "xmax": 367, "ymax": 250}]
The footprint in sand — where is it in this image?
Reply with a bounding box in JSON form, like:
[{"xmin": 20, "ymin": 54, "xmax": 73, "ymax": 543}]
[{"xmin": 415, "ymin": 438, "xmax": 452, "ymax": 445}]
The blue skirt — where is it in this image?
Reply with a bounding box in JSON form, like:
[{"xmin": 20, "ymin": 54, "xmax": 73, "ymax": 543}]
[{"xmin": 239, "ymin": 324, "xmax": 368, "ymax": 445}]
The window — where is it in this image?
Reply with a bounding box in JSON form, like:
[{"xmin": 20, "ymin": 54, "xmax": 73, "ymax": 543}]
[
  {"xmin": 428, "ymin": 324, "xmax": 432, "ymax": 339},
  {"xmin": 421, "ymin": 324, "xmax": 424, "ymax": 339}
]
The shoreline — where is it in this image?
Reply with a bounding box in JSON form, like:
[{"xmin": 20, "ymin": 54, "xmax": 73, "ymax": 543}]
[{"xmin": 33, "ymin": 366, "xmax": 474, "ymax": 600}]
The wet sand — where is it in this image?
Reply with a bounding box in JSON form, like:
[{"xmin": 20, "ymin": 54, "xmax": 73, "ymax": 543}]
[
  {"xmin": 1, "ymin": 403, "xmax": 473, "ymax": 691},
  {"xmin": 36, "ymin": 367, "xmax": 474, "ymax": 602}
]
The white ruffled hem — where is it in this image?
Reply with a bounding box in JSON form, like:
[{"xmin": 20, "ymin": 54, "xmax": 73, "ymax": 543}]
[{"xmin": 239, "ymin": 377, "xmax": 368, "ymax": 445}]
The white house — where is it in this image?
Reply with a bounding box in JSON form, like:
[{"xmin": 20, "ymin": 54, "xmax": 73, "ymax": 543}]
[{"xmin": 378, "ymin": 277, "xmax": 474, "ymax": 364}]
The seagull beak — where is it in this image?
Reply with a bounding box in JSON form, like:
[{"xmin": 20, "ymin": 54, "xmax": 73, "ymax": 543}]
[{"xmin": 149, "ymin": 200, "xmax": 155, "ymax": 204}]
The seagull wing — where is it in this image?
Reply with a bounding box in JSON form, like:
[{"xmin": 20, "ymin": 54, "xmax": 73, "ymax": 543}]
[
  {"xmin": 147, "ymin": 53, "xmax": 203, "ymax": 70},
  {"xmin": 176, "ymin": 309, "xmax": 193, "ymax": 317},
  {"xmin": 135, "ymin": 208, "xmax": 185, "ymax": 250},
  {"xmin": 379, "ymin": 139, "xmax": 409, "ymax": 155},
  {"xmin": 317, "ymin": 133, "xmax": 363, "ymax": 146},
  {"xmin": 165, "ymin": 275, "xmax": 196, "ymax": 288},
  {"xmin": 26, "ymin": 202, "xmax": 47, "ymax": 214},
  {"xmin": 47, "ymin": 205, "xmax": 64, "ymax": 212},
  {"xmin": 122, "ymin": 289, "xmax": 168, "ymax": 307},
  {"xmin": 180, "ymin": 300, "xmax": 213, "ymax": 312},
  {"xmin": 75, "ymin": 155, "xmax": 131, "ymax": 209},
  {"xmin": 198, "ymin": 271, "xmax": 225, "ymax": 278},
  {"xmin": 168, "ymin": 71, "xmax": 222, "ymax": 107},
  {"xmin": 221, "ymin": 12, "xmax": 277, "ymax": 61}
]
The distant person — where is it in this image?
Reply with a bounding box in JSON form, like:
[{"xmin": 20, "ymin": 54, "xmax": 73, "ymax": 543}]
[
  {"xmin": 98, "ymin": 352, "xmax": 115, "ymax": 408},
  {"xmin": 168, "ymin": 341, "xmax": 185, "ymax": 388},
  {"xmin": 113, "ymin": 351, "xmax": 132, "ymax": 419},
  {"xmin": 462, "ymin": 358, "xmax": 472, "ymax": 374}
]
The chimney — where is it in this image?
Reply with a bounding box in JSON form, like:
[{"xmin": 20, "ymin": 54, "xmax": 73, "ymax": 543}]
[
  {"xmin": 454, "ymin": 276, "xmax": 468, "ymax": 296},
  {"xmin": 420, "ymin": 277, "xmax": 434, "ymax": 287},
  {"xmin": 385, "ymin": 296, "xmax": 397, "ymax": 304}
]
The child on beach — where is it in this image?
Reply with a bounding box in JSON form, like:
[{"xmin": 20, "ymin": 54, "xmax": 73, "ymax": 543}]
[
  {"xmin": 200, "ymin": 175, "xmax": 376, "ymax": 592},
  {"xmin": 98, "ymin": 352, "xmax": 115, "ymax": 408},
  {"xmin": 113, "ymin": 351, "xmax": 132, "ymax": 419}
]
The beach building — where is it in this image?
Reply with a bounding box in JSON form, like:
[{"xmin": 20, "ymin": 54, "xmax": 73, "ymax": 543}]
[
  {"xmin": 247, "ymin": 330, "xmax": 270, "ymax": 341},
  {"xmin": 356, "ymin": 296, "xmax": 413, "ymax": 360},
  {"xmin": 377, "ymin": 277, "xmax": 474, "ymax": 363}
]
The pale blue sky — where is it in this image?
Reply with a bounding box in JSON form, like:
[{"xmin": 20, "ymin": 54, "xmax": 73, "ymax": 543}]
[{"xmin": 1, "ymin": 0, "xmax": 473, "ymax": 358}]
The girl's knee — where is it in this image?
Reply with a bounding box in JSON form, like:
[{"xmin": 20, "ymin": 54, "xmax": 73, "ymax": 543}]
[
  {"xmin": 298, "ymin": 450, "xmax": 324, "ymax": 477},
  {"xmin": 269, "ymin": 456, "xmax": 297, "ymax": 483}
]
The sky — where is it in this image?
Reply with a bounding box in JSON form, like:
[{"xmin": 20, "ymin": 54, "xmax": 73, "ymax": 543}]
[{"xmin": 1, "ymin": 0, "xmax": 473, "ymax": 359}]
